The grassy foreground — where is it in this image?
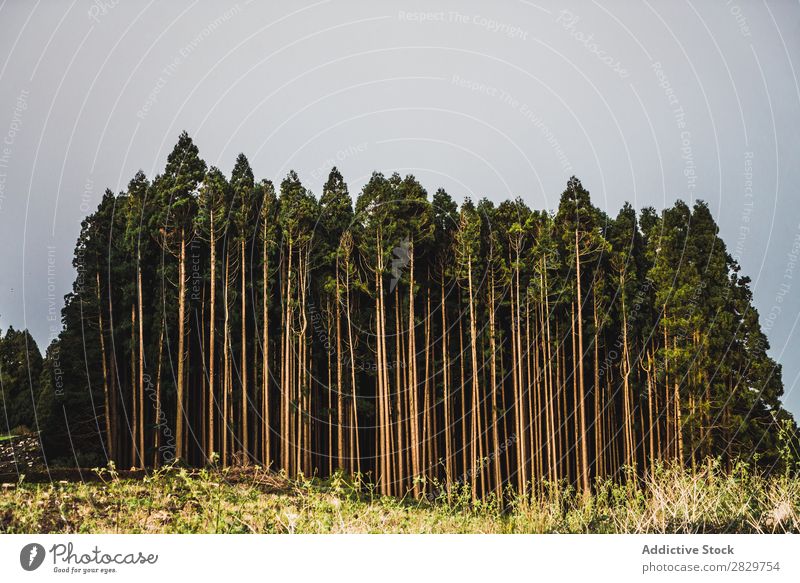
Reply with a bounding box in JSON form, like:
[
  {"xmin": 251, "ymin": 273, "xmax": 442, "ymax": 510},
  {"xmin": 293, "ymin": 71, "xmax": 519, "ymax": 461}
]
[{"xmin": 1, "ymin": 462, "xmax": 798, "ymax": 534}]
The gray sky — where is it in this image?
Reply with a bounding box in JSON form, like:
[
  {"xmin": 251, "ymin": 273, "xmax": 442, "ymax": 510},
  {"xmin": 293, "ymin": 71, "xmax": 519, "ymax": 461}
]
[{"xmin": 1, "ymin": 0, "xmax": 799, "ymax": 417}]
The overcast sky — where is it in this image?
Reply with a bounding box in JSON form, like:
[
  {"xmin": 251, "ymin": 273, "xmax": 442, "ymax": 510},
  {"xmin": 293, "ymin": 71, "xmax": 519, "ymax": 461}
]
[{"xmin": 1, "ymin": 0, "xmax": 799, "ymax": 416}]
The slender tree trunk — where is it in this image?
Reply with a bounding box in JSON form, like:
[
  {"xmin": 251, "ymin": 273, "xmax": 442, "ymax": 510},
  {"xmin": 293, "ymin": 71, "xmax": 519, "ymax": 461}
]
[
  {"xmin": 154, "ymin": 322, "xmax": 164, "ymax": 467},
  {"xmin": 326, "ymin": 298, "xmax": 333, "ymax": 475},
  {"xmin": 378, "ymin": 239, "xmax": 393, "ymax": 494},
  {"xmin": 96, "ymin": 272, "xmax": 114, "ymax": 460},
  {"xmin": 467, "ymin": 257, "xmax": 481, "ymax": 501},
  {"xmin": 673, "ymin": 336, "xmax": 683, "ymax": 465},
  {"xmin": 344, "ymin": 251, "xmax": 360, "ymax": 475},
  {"xmin": 298, "ymin": 251, "xmax": 310, "ymax": 475},
  {"xmin": 593, "ymin": 294, "xmax": 602, "ymax": 480},
  {"xmin": 575, "ymin": 230, "xmax": 589, "ymax": 493},
  {"xmin": 223, "ymin": 251, "xmax": 231, "ymax": 466},
  {"xmin": 336, "ymin": 255, "xmax": 344, "ymax": 471},
  {"xmin": 394, "ymin": 287, "xmax": 404, "ymax": 491},
  {"xmin": 541, "ymin": 261, "xmax": 556, "ymax": 483},
  {"xmin": 130, "ymin": 303, "xmax": 138, "ymax": 466},
  {"xmin": 620, "ymin": 276, "xmax": 635, "ymax": 474},
  {"xmin": 241, "ymin": 238, "xmax": 248, "ymax": 461},
  {"xmin": 489, "ymin": 270, "xmax": 501, "ymax": 497},
  {"xmin": 282, "ymin": 240, "xmax": 293, "ymax": 474},
  {"xmin": 137, "ymin": 256, "xmax": 145, "ymax": 468},
  {"xmin": 262, "ymin": 227, "xmax": 270, "ymax": 468},
  {"xmin": 423, "ymin": 287, "xmax": 433, "ymax": 488},
  {"xmin": 408, "ymin": 248, "xmax": 420, "ymax": 497},
  {"xmin": 208, "ymin": 217, "xmax": 216, "ymax": 460},
  {"xmin": 176, "ymin": 227, "xmax": 187, "ymax": 461},
  {"xmin": 514, "ymin": 253, "xmax": 526, "ymax": 493},
  {"xmin": 458, "ymin": 289, "xmax": 467, "ymax": 483},
  {"xmin": 441, "ymin": 277, "xmax": 452, "ymax": 485},
  {"xmin": 571, "ymin": 302, "xmax": 578, "ymax": 484}
]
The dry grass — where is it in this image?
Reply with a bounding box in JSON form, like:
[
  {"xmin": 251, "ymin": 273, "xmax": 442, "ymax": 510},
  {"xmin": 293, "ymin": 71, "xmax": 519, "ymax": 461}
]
[{"xmin": 0, "ymin": 461, "xmax": 797, "ymax": 534}]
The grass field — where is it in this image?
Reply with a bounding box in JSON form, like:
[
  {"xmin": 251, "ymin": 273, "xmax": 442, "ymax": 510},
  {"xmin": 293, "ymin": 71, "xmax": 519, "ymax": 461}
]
[{"xmin": 0, "ymin": 462, "xmax": 798, "ymax": 534}]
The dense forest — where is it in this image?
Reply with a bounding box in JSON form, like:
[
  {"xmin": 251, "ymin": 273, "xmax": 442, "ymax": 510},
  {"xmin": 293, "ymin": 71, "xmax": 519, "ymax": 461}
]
[{"xmin": 2, "ymin": 132, "xmax": 796, "ymax": 499}]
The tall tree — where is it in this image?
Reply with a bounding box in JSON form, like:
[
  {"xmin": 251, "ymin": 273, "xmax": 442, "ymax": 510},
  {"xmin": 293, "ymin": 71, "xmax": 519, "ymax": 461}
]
[
  {"xmin": 197, "ymin": 167, "xmax": 231, "ymax": 461},
  {"xmin": 231, "ymin": 153, "xmax": 256, "ymax": 461},
  {"xmin": 156, "ymin": 131, "xmax": 206, "ymax": 462}
]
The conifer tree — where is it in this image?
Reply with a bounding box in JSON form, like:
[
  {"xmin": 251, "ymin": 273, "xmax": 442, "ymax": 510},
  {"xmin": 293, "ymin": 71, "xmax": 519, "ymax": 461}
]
[{"xmin": 156, "ymin": 131, "xmax": 206, "ymax": 461}]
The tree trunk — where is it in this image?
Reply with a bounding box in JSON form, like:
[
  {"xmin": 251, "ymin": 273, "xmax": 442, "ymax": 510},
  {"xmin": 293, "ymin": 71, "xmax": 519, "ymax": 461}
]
[
  {"xmin": 130, "ymin": 303, "xmax": 138, "ymax": 466},
  {"xmin": 489, "ymin": 270, "xmax": 501, "ymax": 497},
  {"xmin": 467, "ymin": 257, "xmax": 482, "ymax": 501},
  {"xmin": 96, "ymin": 272, "xmax": 114, "ymax": 460},
  {"xmin": 575, "ymin": 229, "xmax": 589, "ymax": 493},
  {"xmin": 344, "ymin": 249, "xmax": 360, "ymax": 475},
  {"xmin": 441, "ymin": 277, "xmax": 452, "ymax": 485},
  {"xmin": 223, "ymin": 251, "xmax": 231, "ymax": 465},
  {"xmin": 336, "ymin": 255, "xmax": 344, "ymax": 471},
  {"xmin": 408, "ymin": 248, "xmax": 420, "ymax": 497},
  {"xmin": 241, "ymin": 238, "xmax": 248, "ymax": 461},
  {"xmin": 176, "ymin": 227, "xmax": 187, "ymax": 461},
  {"xmin": 137, "ymin": 255, "xmax": 145, "ymax": 468},
  {"xmin": 154, "ymin": 322, "xmax": 164, "ymax": 467},
  {"xmin": 262, "ymin": 224, "xmax": 270, "ymax": 467},
  {"xmin": 208, "ymin": 216, "xmax": 216, "ymax": 460}
]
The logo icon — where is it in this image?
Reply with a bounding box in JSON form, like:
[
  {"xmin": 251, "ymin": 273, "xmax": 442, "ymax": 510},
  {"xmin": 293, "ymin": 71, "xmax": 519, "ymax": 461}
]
[
  {"xmin": 389, "ymin": 237, "xmax": 411, "ymax": 293},
  {"xmin": 20, "ymin": 543, "xmax": 46, "ymax": 571}
]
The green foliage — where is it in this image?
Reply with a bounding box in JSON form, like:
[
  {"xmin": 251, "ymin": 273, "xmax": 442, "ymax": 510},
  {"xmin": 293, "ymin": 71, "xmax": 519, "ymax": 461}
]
[{"xmin": 0, "ymin": 327, "xmax": 44, "ymax": 433}]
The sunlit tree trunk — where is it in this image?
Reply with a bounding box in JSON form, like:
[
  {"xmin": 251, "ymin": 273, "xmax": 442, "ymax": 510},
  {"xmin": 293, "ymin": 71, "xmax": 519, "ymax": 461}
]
[
  {"xmin": 575, "ymin": 229, "xmax": 589, "ymax": 494},
  {"xmin": 96, "ymin": 272, "xmax": 113, "ymax": 461},
  {"xmin": 176, "ymin": 227, "xmax": 187, "ymax": 461},
  {"xmin": 240, "ymin": 238, "xmax": 248, "ymax": 461},
  {"xmin": 208, "ymin": 216, "xmax": 216, "ymax": 460},
  {"xmin": 137, "ymin": 254, "xmax": 145, "ymax": 468},
  {"xmin": 261, "ymin": 223, "xmax": 270, "ymax": 467}
]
